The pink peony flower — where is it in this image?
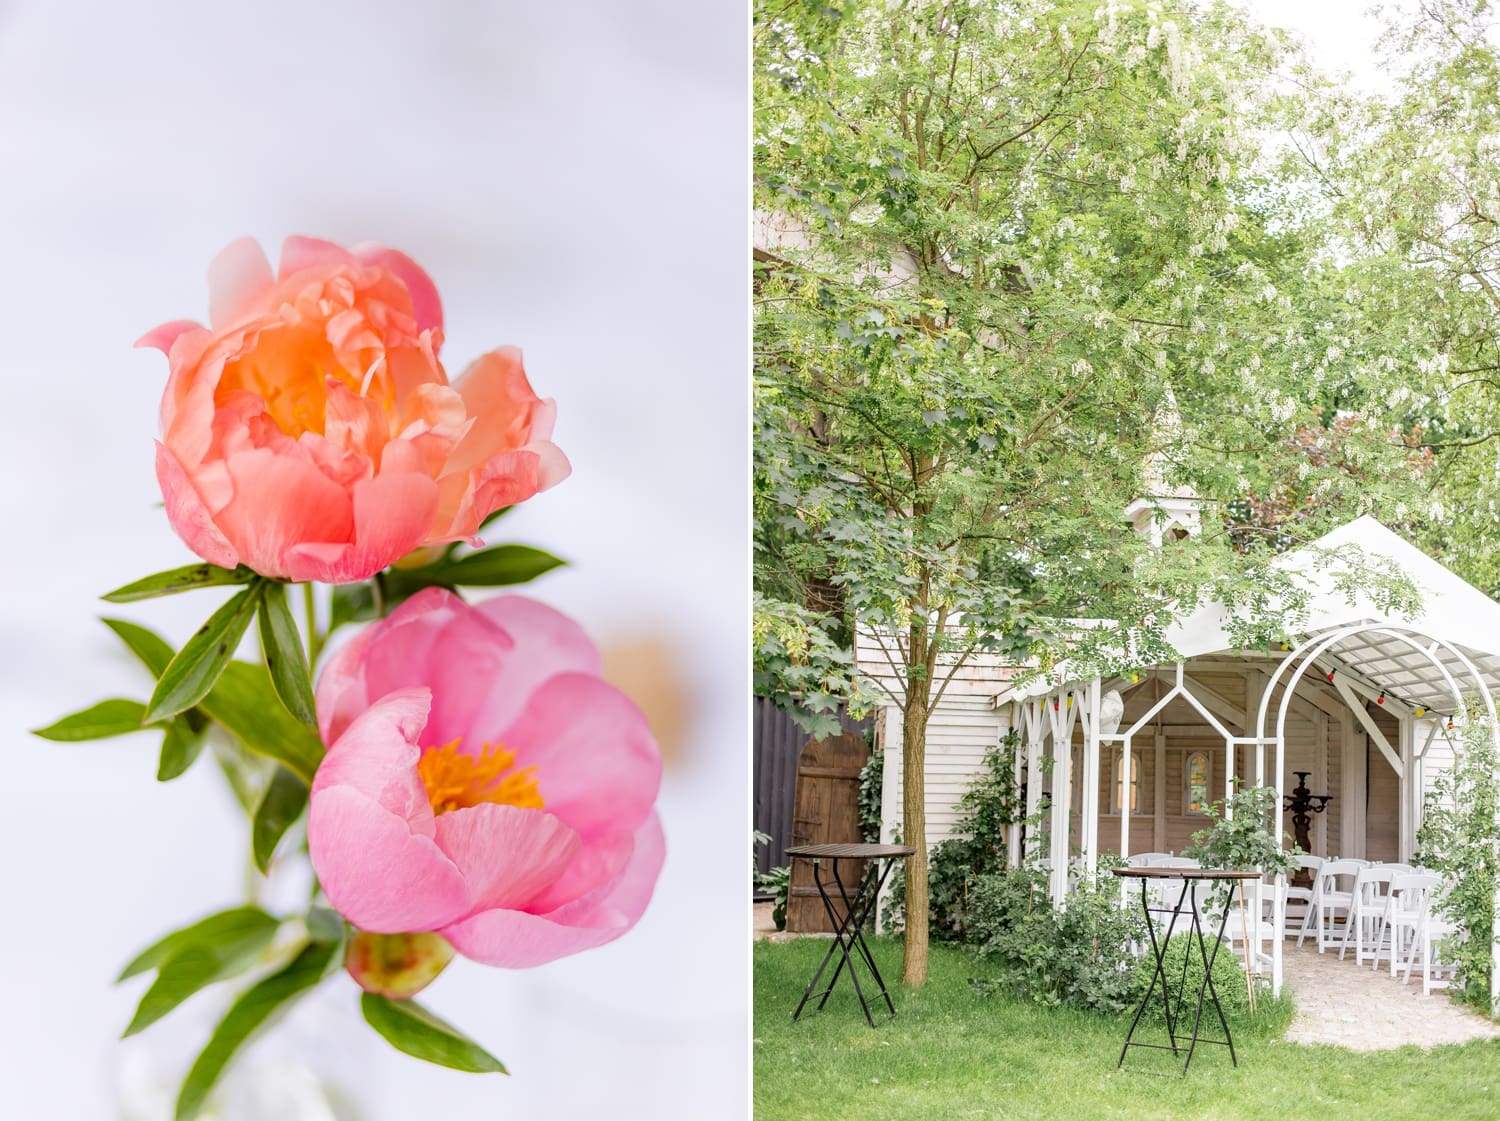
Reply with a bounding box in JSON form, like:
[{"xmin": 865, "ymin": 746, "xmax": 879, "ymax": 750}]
[
  {"xmin": 137, "ymin": 236, "xmax": 569, "ymax": 583},
  {"xmin": 307, "ymin": 588, "xmax": 664, "ymax": 971}
]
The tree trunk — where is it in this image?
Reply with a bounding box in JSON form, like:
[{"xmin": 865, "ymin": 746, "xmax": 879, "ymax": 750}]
[{"xmin": 901, "ymin": 689, "xmax": 930, "ymax": 986}]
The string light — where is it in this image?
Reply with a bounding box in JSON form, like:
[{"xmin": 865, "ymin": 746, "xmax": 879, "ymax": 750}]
[
  {"xmin": 1447, "ymin": 715, "xmax": 1456, "ymax": 730},
  {"xmin": 1376, "ymin": 692, "xmax": 1385, "ymax": 706},
  {"xmin": 1065, "ymin": 692, "xmax": 1073, "ymax": 709},
  {"xmin": 1326, "ymin": 670, "xmax": 1336, "ymax": 683},
  {"xmin": 1414, "ymin": 706, "xmax": 1427, "ymax": 717}
]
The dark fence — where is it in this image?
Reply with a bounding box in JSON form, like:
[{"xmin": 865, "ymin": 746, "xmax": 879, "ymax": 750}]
[{"xmin": 753, "ymin": 696, "xmax": 873, "ymax": 884}]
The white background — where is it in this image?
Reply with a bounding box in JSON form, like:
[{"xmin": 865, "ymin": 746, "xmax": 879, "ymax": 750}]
[{"xmin": 0, "ymin": 1, "xmax": 748, "ymax": 1119}]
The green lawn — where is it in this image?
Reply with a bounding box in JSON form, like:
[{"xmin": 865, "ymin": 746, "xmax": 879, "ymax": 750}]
[{"xmin": 754, "ymin": 937, "xmax": 1500, "ymax": 1120}]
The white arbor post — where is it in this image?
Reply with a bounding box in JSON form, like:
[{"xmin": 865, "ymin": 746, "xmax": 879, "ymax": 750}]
[
  {"xmin": 1080, "ymin": 678, "xmax": 1102, "ymax": 875},
  {"xmin": 1047, "ymin": 690, "xmax": 1078, "ymax": 905}
]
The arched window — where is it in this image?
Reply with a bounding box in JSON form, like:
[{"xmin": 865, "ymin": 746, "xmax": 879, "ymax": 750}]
[
  {"xmin": 1185, "ymin": 751, "xmax": 1210, "ymax": 814},
  {"xmin": 1112, "ymin": 748, "xmax": 1139, "ymax": 815}
]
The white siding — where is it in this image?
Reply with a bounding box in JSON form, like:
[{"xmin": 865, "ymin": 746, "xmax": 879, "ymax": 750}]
[{"xmin": 878, "ymin": 694, "xmax": 1005, "ymax": 843}]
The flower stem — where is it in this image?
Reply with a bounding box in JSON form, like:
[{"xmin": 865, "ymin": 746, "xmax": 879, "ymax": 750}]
[{"xmin": 303, "ymin": 582, "xmax": 324, "ymax": 668}]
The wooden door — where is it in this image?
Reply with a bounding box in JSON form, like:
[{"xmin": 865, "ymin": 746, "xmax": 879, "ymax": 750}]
[{"xmin": 786, "ymin": 730, "xmax": 871, "ymax": 933}]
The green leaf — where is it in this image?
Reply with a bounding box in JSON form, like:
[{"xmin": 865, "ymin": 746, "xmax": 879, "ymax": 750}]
[
  {"xmin": 256, "ymin": 584, "xmax": 316, "ymax": 727},
  {"xmin": 422, "ymin": 544, "xmax": 566, "ymax": 588},
  {"xmin": 175, "ymin": 940, "xmax": 337, "ymax": 1121},
  {"xmin": 145, "ymin": 586, "xmax": 261, "ymax": 724},
  {"xmin": 329, "ymin": 582, "xmax": 376, "ymax": 632},
  {"xmin": 31, "ymin": 698, "xmax": 148, "ymax": 741},
  {"xmin": 360, "ymin": 993, "xmax": 507, "ymax": 1074},
  {"xmin": 102, "ymin": 563, "xmax": 257, "ymax": 604},
  {"xmin": 201, "ymin": 661, "xmax": 324, "ymax": 783},
  {"xmin": 157, "ymin": 717, "xmax": 207, "ymax": 781},
  {"xmin": 123, "ymin": 923, "xmax": 281, "ymax": 1037},
  {"xmin": 306, "ymin": 906, "xmax": 346, "ymax": 946},
  {"xmin": 118, "ymin": 907, "xmax": 281, "ymax": 982},
  {"xmin": 478, "ymin": 504, "xmax": 514, "ymax": 532},
  {"xmin": 252, "ymin": 767, "xmax": 309, "ymax": 873},
  {"xmin": 102, "ymin": 616, "xmax": 176, "ymax": 677},
  {"xmin": 102, "ymin": 618, "xmax": 321, "ymax": 781}
]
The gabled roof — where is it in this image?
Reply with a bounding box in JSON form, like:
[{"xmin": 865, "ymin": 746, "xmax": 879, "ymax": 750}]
[{"xmin": 1003, "ymin": 516, "xmax": 1500, "ymax": 712}]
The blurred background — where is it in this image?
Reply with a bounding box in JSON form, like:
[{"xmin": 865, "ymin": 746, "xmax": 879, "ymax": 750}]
[{"xmin": 0, "ymin": 1, "xmax": 747, "ymax": 1118}]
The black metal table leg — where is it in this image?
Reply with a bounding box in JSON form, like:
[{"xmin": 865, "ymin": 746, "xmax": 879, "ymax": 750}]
[
  {"xmin": 1114, "ymin": 869, "xmax": 1250, "ymax": 1075},
  {"xmin": 791, "ymin": 855, "xmax": 898, "ymax": 1027},
  {"xmin": 1118, "ymin": 876, "xmax": 1189, "ymax": 1067}
]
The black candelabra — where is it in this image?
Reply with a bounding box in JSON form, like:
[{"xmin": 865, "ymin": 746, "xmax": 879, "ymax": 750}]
[{"xmin": 1283, "ymin": 771, "xmax": 1333, "ymax": 883}]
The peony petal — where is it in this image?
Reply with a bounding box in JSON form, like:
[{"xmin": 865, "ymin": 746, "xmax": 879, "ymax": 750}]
[
  {"xmin": 283, "ymin": 466, "xmax": 440, "ymax": 583},
  {"xmin": 207, "ymin": 237, "xmax": 273, "ymax": 329},
  {"xmin": 524, "ymin": 828, "xmax": 635, "ymax": 915},
  {"xmin": 434, "ymin": 804, "xmax": 579, "ymax": 914},
  {"xmin": 500, "ymin": 674, "xmax": 661, "ymax": 841},
  {"xmin": 315, "ymin": 624, "xmax": 377, "ymax": 746},
  {"xmin": 313, "ymin": 687, "xmax": 436, "ymax": 836},
  {"xmin": 309, "ymin": 786, "xmax": 467, "ymax": 933},
  {"xmin": 154, "ymin": 441, "xmax": 239, "ymax": 570},
  {"xmin": 529, "ymin": 439, "xmax": 571, "ymax": 492},
  {"xmin": 439, "ymin": 814, "xmax": 664, "ymax": 968},
  {"xmin": 411, "ymin": 604, "xmax": 516, "ymax": 750},
  {"xmin": 545, "ymin": 812, "xmax": 665, "ymax": 929},
  {"xmin": 464, "ymin": 596, "xmax": 601, "ymax": 737},
  {"xmin": 353, "ymin": 242, "xmax": 444, "ymax": 338},
  {"xmin": 278, "ymin": 234, "xmax": 354, "ymax": 279},
  {"xmin": 215, "ymin": 448, "xmax": 355, "ymax": 579},
  {"xmin": 135, "ymin": 319, "xmax": 204, "ymax": 355},
  {"xmin": 447, "ymin": 348, "xmax": 542, "ymax": 475}
]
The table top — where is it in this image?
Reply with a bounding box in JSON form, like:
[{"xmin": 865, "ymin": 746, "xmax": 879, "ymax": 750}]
[
  {"xmin": 785, "ymin": 843, "xmax": 918, "ymax": 859},
  {"xmin": 1112, "ymin": 867, "xmax": 1262, "ymax": 881}
]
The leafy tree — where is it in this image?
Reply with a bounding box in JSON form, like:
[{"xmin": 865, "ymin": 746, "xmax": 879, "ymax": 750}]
[{"xmin": 755, "ymin": 0, "xmax": 1437, "ymax": 986}]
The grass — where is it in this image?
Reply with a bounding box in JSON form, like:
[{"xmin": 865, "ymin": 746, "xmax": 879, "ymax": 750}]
[{"xmin": 753, "ymin": 937, "xmax": 1500, "ymax": 1121}]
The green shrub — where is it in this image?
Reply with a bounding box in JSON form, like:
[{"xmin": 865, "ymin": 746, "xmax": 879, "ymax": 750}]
[
  {"xmin": 757, "ymin": 865, "xmax": 791, "ymax": 931},
  {"xmin": 1131, "ymin": 932, "xmax": 1252, "ymax": 1026},
  {"xmin": 967, "ymin": 866, "xmax": 1145, "ymax": 1014},
  {"xmin": 881, "ymin": 734, "xmax": 1023, "ymax": 939},
  {"xmin": 1415, "ymin": 717, "xmax": 1497, "ymax": 1011}
]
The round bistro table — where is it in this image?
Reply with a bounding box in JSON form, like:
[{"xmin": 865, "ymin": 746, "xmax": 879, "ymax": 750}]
[
  {"xmin": 1111, "ymin": 867, "xmax": 1262, "ymax": 1074},
  {"xmin": 784, "ymin": 843, "xmax": 916, "ymax": 1028}
]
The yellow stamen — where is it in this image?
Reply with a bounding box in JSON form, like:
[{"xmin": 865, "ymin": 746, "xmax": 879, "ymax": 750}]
[{"xmin": 417, "ymin": 739, "xmax": 544, "ymax": 815}]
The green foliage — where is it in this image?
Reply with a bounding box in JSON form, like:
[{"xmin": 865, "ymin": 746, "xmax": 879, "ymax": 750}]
[
  {"xmin": 1415, "ymin": 717, "xmax": 1499, "ymax": 1011},
  {"xmin": 753, "ymin": 592, "xmax": 868, "ymax": 737},
  {"xmin": 857, "ymin": 748, "xmax": 883, "ymax": 842},
  {"xmin": 256, "ymin": 582, "xmax": 316, "ymax": 727},
  {"xmin": 360, "ymin": 994, "xmax": 508, "ymax": 1075},
  {"xmin": 251, "ymin": 767, "xmax": 310, "ymax": 874},
  {"xmin": 879, "ymin": 737, "xmax": 1023, "ymax": 939},
  {"xmin": 174, "ymin": 939, "xmax": 340, "ymax": 1121},
  {"xmin": 1182, "ymin": 785, "xmax": 1299, "ymax": 877},
  {"xmin": 967, "ymin": 866, "xmax": 1146, "ymax": 1014},
  {"xmin": 102, "ymin": 563, "xmax": 258, "ymax": 603},
  {"xmin": 144, "ymin": 585, "xmax": 262, "ymax": 723},
  {"xmin": 31, "ymin": 698, "xmax": 150, "ymax": 741},
  {"xmin": 1130, "ymin": 932, "xmax": 1254, "ymax": 1028},
  {"xmin": 757, "ymin": 865, "xmax": 791, "ymax": 931}
]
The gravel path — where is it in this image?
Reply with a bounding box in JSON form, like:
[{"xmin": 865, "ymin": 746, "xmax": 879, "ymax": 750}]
[{"xmin": 1281, "ymin": 941, "xmax": 1500, "ymax": 1050}]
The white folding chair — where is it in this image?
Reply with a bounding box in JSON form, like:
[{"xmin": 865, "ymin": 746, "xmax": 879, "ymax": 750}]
[
  {"xmin": 1299, "ymin": 858, "xmax": 1362, "ymax": 952},
  {"xmin": 1226, "ymin": 877, "xmax": 1285, "ymax": 978},
  {"xmin": 1401, "ymin": 880, "xmax": 1459, "ymax": 995},
  {"xmin": 1340, "ymin": 864, "xmax": 1398, "ymax": 965},
  {"xmin": 1285, "ymin": 854, "xmax": 1323, "ymax": 932},
  {"xmin": 1126, "ymin": 852, "xmax": 1172, "ymax": 868},
  {"xmin": 1374, "ymin": 873, "xmax": 1439, "ymax": 977}
]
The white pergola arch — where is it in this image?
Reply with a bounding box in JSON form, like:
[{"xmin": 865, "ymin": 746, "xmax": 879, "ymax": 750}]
[
  {"xmin": 1251, "ymin": 622, "xmax": 1500, "ymax": 1003},
  {"xmin": 996, "ymin": 517, "xmax": 1500, "ymax": 1011}
]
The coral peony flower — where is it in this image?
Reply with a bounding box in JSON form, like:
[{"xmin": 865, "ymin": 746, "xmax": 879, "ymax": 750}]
[
  {"xmin": 137, "ymin": 236, "xmax": 569, "ymax": 583},
  {"xmin": 307, "ymin": 589, "xmax": 664, "ymax": 971}
]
